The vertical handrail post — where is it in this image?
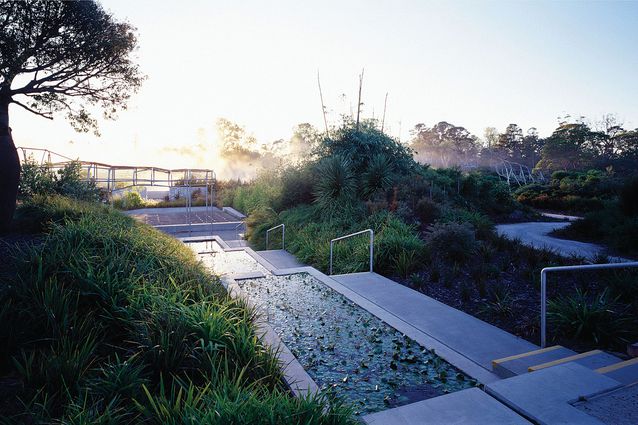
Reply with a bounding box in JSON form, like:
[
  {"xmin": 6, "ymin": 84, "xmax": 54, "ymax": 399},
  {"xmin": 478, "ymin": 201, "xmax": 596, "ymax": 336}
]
[
  {"xmin": 329, "ymin": 241, "xmax": 334, "ymax": 275},
  {"xmin": 540, "ymin": 269, "xmax": 547, "ymax": 348},
  {"xmin": 265, "ymin": 224, "xmax": 286, "ymax": 250},
  {"xmin": 329, "ymin": 229, "xmax": 374, "ymax": 275},
  {"xmin": 369, "ymin": 230, "xmax": 374, "ymax": 272}
]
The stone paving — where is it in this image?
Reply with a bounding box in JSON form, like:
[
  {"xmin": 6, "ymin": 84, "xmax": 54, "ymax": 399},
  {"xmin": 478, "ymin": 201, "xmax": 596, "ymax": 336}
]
[{"xmin": 125, "ymin": 206, "xmax": 238, "ymax": 226}]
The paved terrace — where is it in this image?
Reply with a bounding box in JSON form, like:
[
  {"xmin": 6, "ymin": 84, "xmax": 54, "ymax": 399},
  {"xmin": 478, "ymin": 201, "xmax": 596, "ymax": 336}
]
[{"xmin": 125, "ymin": 206, "xmax": 237, "ymax": 225}]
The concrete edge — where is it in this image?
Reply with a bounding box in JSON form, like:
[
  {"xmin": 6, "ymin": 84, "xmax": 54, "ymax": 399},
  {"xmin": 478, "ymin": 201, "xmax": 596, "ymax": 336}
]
[
  {"xmin": 222, "ymin": 206, "xmax": 247, "ymax": 219},
  {"xmin": 231, "ymin": 271, "xmax": 266, "ymax": 280}
]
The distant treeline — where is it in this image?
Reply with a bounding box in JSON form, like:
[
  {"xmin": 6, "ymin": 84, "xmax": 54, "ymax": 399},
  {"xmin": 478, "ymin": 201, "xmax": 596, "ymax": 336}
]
[{"xmin": 217, "ymin": 114, "xmax": 638, "ymax": 179}]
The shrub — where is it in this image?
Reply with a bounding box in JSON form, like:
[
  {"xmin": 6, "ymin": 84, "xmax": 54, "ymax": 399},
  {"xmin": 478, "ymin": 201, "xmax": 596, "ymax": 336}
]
[
  {"xmin": 620, "ymin": 176, "xmax": 638, "ymax": 216},
  {"xmin": 313, "ymin": 155, "xmax": 357, "ymax": 214},
  {"xmin": 12, "ymin": 194, "xmax": 122, "ymax": 234},
  {"xmin": 317, "ymin": 118, "xmax": 415, "ymax": 177},
  {"xmin": 414, "ymin": 197, "xmax": 440, "ymax": 225},
  {"xmin": 548, "ymin": 288, "xmax": 637, "ymax": 348},
  {"xmin": 440, "ymin": 208, "xmax": 494, "ymax": 240},
  {"xmin": 361, "ymin": 154, "xmax": 394, "ymax": 200},
  {"xmin": 425, "ymin": 222, "xmax": 478, "ymax": 263},
  {"xmin": 370, "ymin": 213, "xmax": 426, "ymax": 276},
  {"xmin": 112, "ymin": 191, "xmax": 145, "ymax": 210},
  {"xmin": 460, "ymin": 172, "xmax": 515, "ymax": 215},
  {"xmin": 279, "ymin": 165, "xmax": 316, "ymax": 210},
  {"xmin": 18, "ymin": 159, "xmax": 100, "ymax": 202},
  {"xmin": 231, "ymin": 171, "xmax": 282, "ymax": 215},
  {"xmin": 17, "ymin": 159, "xmax": 56, "ymax": 200}
]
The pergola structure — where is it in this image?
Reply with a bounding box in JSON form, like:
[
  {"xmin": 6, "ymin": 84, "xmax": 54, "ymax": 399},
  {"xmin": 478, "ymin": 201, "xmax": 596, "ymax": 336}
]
[{"xmin": 17, "ymin": 146, "xmax": 217, "ymax": 226}]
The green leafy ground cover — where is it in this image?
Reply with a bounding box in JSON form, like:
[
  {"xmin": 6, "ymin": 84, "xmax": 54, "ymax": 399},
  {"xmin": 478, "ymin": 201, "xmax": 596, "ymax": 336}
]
[{"xmin": 0, "ymin": 195, "xmax": 355, "ymax": 424}]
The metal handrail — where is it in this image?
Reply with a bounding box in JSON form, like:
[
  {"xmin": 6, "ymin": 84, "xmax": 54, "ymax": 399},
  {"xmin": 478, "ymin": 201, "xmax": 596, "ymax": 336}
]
[
  {"xmin": 329, "ymin": 229, "xmax": 374, "ymax": 275},
  {"xmin": 540, "ymin": 261, "xmax": 638, "ymax": 348},
  {"xmin": 266, "ymin": 224, "xmax": 285, "ymax": 250}
]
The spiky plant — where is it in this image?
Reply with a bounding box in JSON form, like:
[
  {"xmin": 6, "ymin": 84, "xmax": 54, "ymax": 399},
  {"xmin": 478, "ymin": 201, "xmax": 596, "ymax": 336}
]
[
  {"xmin": 313, "ymin": 156, "xmax": 356, "ymax": 214},
  {"xmin": 361, "ymin": 154, "xmax": 393, "ymax": 200}
]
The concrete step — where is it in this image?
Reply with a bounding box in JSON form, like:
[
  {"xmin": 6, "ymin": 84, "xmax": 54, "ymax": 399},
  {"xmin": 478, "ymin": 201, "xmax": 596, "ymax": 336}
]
[
  {"xmin": 225, "ymin": 239, "xmax": 248, "ymax": 248},
  {"xmin": 597, "ymin": 357, "xmax": 638, "ymax": 385},
  {"xmin": 528, "ymin": 349, "xmax": 621, "ymax": 373},
  {"xmin": 492, "ymin": 345, "xmax": 577, "ymax": 378},
  {"xmin": 486, "ymin": 363, "xmax": 621, "ymax": 425},
  {"xmin": 363, "ymin": 387, "xmax": 531, "ymax": 424}
]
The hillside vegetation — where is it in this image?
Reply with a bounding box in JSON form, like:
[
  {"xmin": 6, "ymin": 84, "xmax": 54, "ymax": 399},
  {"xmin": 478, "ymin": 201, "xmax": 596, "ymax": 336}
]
[
  {"xmin": 220, "ymin": 119, "xmax": 638, "ymax": 352},
  {"xmin": 1, "ymin": 195, "xmax": 354, "ymax": 424}
]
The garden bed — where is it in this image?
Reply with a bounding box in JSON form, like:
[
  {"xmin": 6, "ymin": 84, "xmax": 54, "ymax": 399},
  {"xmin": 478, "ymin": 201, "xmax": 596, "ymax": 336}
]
[{"xmin": 394, "ymin": 235, "xmax": 638, "ymax": 353}]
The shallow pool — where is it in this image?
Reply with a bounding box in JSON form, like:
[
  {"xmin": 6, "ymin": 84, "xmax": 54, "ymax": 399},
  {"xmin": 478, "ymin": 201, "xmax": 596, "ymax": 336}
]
[
  {"xmin": 189, "ymin": 241, "xmax": 268, "ymax": 276},
  {"xmin": 238, "ymin": 273, "xmax": 475, "ymax": 415}
]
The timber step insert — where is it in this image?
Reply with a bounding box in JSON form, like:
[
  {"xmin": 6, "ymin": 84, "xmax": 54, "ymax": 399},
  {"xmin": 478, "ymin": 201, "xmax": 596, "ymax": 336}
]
[
  {"xmin": 492, "ymin": 345, "xmax": 577, "ymax": 378},
  {"xmin": 528, "ymin": 349, "xmax": 620, "ymax": 372},
  {"xmin": 597, "ymin": 357, "xmax": 638, "ymax": 385}
]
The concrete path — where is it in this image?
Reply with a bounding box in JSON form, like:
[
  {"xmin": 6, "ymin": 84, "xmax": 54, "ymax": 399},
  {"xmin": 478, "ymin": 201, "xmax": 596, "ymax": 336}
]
[
  {"xmin": 364, "ymin": 388, "xmax": 531, "ymax": 425},
  {"xmin": 331, "ymin": 272, "xmax": 538, "ymax": 375},
  {"xmin": 125, "ymin": 206, "xmax": 237, "ymax": 226},
  {"xmin": 256, "ymin": 249, "xmax": 304, "ymax": 269},
  {"xmin": 486, "ymin": 362, "xmax": 621, "ymax": 424},
  {"xmin": 495, "ymin": 221, "xmax": 611, "ymax": 260}
]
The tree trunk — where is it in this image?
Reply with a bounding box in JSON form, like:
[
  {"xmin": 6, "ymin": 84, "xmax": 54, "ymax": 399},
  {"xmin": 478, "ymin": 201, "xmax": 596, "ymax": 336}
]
[{"xmin": 0, "ymin": 100, "xmax": 20, "ymax": 234}]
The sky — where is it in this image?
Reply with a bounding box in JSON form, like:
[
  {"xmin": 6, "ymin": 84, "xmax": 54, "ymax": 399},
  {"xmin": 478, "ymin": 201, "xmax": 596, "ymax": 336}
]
[{"xmin": 9, "ymin": 0, "xmax": 638, "ymax": 171}]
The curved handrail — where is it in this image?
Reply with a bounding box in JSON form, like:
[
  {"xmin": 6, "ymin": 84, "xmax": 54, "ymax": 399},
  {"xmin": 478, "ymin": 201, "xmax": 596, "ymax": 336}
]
[
  {"xmin": 329, "ymin": 229, "xmax": 374, "ymax": 275},
  {"xmin": 266, "ymin": 224, "xmax": 285, "ymax": 250},
  {"xmin": 540, "ymin": 261, "xmax": 638, "ymax": 348}
]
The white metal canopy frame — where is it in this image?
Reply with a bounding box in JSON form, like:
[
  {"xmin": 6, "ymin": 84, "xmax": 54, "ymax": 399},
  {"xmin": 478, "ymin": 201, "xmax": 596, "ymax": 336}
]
[
  {"xmin": 540, "ymin": 261, "xmax": 638, "ymax": 348},
  {"xmin": 17, "ymin": 146, "xmax": 218, "ymax": 235}
]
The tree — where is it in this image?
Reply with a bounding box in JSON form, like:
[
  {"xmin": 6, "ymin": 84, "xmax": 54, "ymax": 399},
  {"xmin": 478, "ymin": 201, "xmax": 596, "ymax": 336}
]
[
  {"xmin": 289, "ymin": 123, "xmax": 320, "ymax": 163},
  {"xmin": 483, "ymin": 127, "xmax": 500, "ymax": 150},
  {"xmin": 615, "ymin": 129, "xmax": 638, "ymax": 159},
  {"xmin": 0, "ymin": 0, "xmax": 143, "ymax": 231},
  {"xmin": 495, "ymin": 124, "xmax": 524, "ymax": 161},
  {"xmin": 410, "ymin": 121, "xmax": 479, "ymax": 168},
  {"xmin": 536, "ymin": 123, "xmax": 597, "ymax": 171},
  {"xmin": 521, "ymin": 127, "xmax": 544, "ymax": 168}
]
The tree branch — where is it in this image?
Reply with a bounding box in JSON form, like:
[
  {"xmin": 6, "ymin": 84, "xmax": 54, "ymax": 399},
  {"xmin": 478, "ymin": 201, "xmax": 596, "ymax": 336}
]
[{"xmin": 11, "ymin": 98, "xmax": 53, "ymax": 120}]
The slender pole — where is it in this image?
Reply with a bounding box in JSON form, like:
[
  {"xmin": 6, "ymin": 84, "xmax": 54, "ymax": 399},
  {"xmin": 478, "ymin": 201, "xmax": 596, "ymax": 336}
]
[
  {"xmin": 317, "ymin": 70, "xmax": 330, "ymax": 138},
  {"xmin": 282, "ymin": 224, "xmax": 285, "ymax": 250},
  {"xmin": 381, "ymin": 92, "xmax": 388, "ymax": 133},
  {"xmin": 356, "ymin": 68, "xmax": 364, "ymax": 132},
  {"xmin": 369, "ymin": 230, "xmax": 374, "ymax": 273},
  {"xmin": 541, "ymin": 269, "xmax": 547, "ymax": 348},
  {"xmin": 329, "ymin": 241, "xmax": 334, "ymax": 275}
]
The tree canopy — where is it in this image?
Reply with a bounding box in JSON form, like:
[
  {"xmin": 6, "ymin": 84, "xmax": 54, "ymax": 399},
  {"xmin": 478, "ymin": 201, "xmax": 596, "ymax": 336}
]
[
  {"xmin": 410, "ymin": 121, "xmax": 479, "ymax": 168},
  {"xmin": 0, "ymin": 0, "xmax": 144, "ymax": 134}
]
